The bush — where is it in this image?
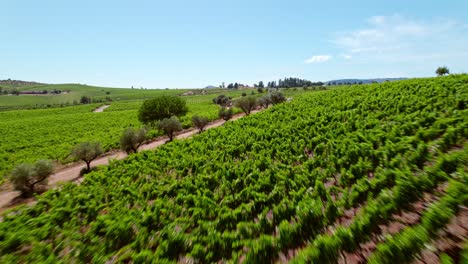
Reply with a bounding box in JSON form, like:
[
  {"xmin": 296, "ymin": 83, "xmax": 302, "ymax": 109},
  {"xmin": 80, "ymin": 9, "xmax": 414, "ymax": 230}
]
[
  {"xmin": 71, "ymin": 142, "xmax": 103, "ymax": 172},
  {"xmin": 258, "ymin": 95, "xmax": 272, "ymax": 109},
  {"xmin": 270, "ymin": 91, "xmax": 286, "ymax": 105},
  {"xmin": 120, "ymin": 127, "xmax": 147, "ymax": 154},
  {"xmin": 9, "ymin": 160, "xmax": 54, "ymax": 196},
  {"xmin": 138, "ymin": 96, "xmax": 188, "ymax": 127},
  {"xmin": 218, "ymin": 108, "xmax": 233, "ymax": 121},
  {"xmin": 158, "ymin": 117, "xmax": 183, "ymax": 142},
  {"xmin": 235, "ymin": 96, "xmax": 257, "ymax": 115},
  {"xmin": 212, "ymin": 95, "xmax": 232, "ymax": 107},
  {"xmin": 192, "ymin": 115, "xmax": 210, "ymax": 133},
  {"xmin": 436, "ymin": 66, "xmax": 449, "ymax": 76}
]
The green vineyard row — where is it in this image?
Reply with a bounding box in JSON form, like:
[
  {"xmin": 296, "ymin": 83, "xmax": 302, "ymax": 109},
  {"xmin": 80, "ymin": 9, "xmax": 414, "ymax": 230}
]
[{"xmin": 0, "ymin": 75, "xmax": 466, "ymax": 263}]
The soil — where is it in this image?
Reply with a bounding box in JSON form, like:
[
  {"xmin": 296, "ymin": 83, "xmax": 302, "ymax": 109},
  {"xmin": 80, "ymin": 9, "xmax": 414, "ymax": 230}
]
[
  {"xmin": 0, "ymin": 109, "xmax": 260, "ymax": 213},
  {"xmin": 93, "ymin": 105, "xmax": 110, "ymax": 112}
]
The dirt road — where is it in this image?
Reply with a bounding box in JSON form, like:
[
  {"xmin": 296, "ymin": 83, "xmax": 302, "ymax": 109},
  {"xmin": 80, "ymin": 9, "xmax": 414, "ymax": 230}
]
[
  {"xmin": 0, "ymin": 110, "xmax": 257, "ymax": 212},
  {"xmin": 93, "ymin": 105, "xmax": 110, "ymax": 112}
]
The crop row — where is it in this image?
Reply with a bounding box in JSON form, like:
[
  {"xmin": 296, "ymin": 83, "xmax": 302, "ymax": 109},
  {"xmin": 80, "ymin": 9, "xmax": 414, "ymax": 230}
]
[{"xmin": 0, "ymin": 75, "xmax": 466, "ymax": 262}]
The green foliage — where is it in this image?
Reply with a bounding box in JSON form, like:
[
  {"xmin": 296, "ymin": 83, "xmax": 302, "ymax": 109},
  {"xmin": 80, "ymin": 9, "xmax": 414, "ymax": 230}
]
[
  {"xmin": 120, "ymin": 127, "xmax": 147, "ymax": 154},
  {"xmin": 9, "ymin": 159, "xmax": 53, "ymax": 196},
  {"xmin": 436, "ymin": 66, "xmax": 450, "ymax": 76},
  {"xmin": 234, "ymin": 96, "xmax": 257, "ymax": 115},
  {"xmin": 269, "ymin": 91, "xmax": 286, "ymax": 104},
  {"xmin": 218, "ymin": 107, "xmax": 233, "ymax": 121},
  {"xmin": 138, "ymin": 95, "xmax": 188, "ymax": 127},
  {"xmin": 71, "ymin": 142, "xmax": 103, "ymax": 171},
  {"xmin": 157, "ymin": 117, "xmax": 182, "ymax": 142},
  {"xmin": 212, "ymin": 94, "xmax": 231, "ymax": 107},
  {"xmin": 0, "ymin": 75, "xmax": 467, "ymax": 263},
  {"xmin": 191, "ymin": 115, "xmax": 209, "ymax": 133},
  {"xmin": 257, "ymin": 95, "xmax": 272, "ymax": 108}
]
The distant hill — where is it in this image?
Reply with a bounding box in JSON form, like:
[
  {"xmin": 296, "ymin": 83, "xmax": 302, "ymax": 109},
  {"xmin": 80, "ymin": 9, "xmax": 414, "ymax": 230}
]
[
  {"xmin": 326, "ymin": 77, "xmax": 407, "ymax": 85},
  {"xmin": 0, "ymin": 79, "xmax": 46, "ymax": 87},
  {"xmin": 204, "ymin": 85, "xmax": 218, "ymax": 89}
]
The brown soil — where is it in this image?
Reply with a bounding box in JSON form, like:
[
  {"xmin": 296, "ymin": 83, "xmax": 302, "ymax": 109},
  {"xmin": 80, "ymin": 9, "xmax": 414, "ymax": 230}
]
[
  {"xmin": 337, "ymin": 184, "xmax": 448, "ymax": 264},
  {"xmin": 0, "ymin": 110, "xmax": 260, "ymax": 213},
  {"xmin": 413, "ymin": 206, "xmax": 468, "ymax": 264}
]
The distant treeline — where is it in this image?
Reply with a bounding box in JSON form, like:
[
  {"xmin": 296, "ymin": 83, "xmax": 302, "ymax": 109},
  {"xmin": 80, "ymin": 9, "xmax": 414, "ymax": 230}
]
[{"xmin": 221, "ymin": 77, "xmax": 325, "ymax": 89}]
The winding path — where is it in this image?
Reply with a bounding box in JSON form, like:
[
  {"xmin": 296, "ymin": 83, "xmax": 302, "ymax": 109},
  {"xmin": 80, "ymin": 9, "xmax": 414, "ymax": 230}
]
[
  {"xmin": 0, "ymin": 110, "xmax": 259, "ymax": 212},
  {"xmin": 93, "ymin": 105, "xmax": 110, "ymax": 112}
]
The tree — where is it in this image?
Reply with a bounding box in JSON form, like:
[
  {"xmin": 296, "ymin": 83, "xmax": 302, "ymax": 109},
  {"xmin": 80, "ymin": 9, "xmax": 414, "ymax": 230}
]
[
  {"xmin": 138, "ymin": 95, "xmax": 188, "ymax": 127},
  {"xmin": 120, "ymin": 127, "xmax": 147, "ymax": 154},
  {"xmin": 258, "ymin": 95, "xmax": 272, "ymax": 109},
  {"xmin": 235, "ymin": 96, "xmax": 257, "ymax": 115},
  {"xmin": 192, "ymin": 115, "xmax": 209, "ymax": 133},
  {"xmin": 72, "ymin": 142, "xmax": 103, "ymax": 172},
  {"xmin": 9, "ymin": 160, "xmax": 54, "ymax": 196},
  {"xmin": 80, "ymin": 96, "xmax": 91, "ymax": 104},
  {"xmin": 436, "ymin": 66, "xmax": 449, "ymax": 76},
  {"xmin": 158, "ymin": 117, "xmax": 182, "ymax": 142},
  {"xmin": 258, "ymin": 81, "xmax": 264, "ymax": 88},
  {"xmin": 270, "ymin": 91, "xmax": 286, "ymax": 105},
  {"xmin": 257, "ymin": 87, "xmax": 264, "ymax": 93},
  {"xmin": 218, "ymin": 107, "xmax": 233, "ymax": 121},
  {"xmin": 212, "ymin": 95, "xmax": 232, "ymax": 107}
]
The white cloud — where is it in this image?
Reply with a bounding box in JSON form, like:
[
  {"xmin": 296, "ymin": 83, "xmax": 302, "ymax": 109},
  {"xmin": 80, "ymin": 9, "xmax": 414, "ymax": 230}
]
[
  {"xmin": 305, "ymin": 55, "xmax": 332, "ymax": 64},
  {"xmin": 342, "ymin": 54, "xmax": 352, "ymax": 60},
  {"xmin": 334, "ymin": 15, "xmax": 463, "ymax": 56}
]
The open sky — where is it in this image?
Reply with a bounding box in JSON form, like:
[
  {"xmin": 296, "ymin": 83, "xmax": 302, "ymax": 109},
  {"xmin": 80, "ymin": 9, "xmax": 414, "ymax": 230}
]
[{"xmin": 1, "ymin": 0, "xmax": 468, "ymax": 88}]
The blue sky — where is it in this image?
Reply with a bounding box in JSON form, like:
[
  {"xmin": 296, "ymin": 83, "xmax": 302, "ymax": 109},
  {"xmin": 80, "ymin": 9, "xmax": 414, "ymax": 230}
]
[{"xmin": 1, "ymin": 0, "xmax": 468, "ymax": 88}]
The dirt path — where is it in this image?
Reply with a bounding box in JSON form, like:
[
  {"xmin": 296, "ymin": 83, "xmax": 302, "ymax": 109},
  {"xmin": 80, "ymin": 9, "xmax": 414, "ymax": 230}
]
[
  {"xmin": 93, "ymin": 105, "xmax": 110, "ymax": 112},
  {"xmin": 0, "ymin": 110, "xmax": 259, "ymax": 212}
]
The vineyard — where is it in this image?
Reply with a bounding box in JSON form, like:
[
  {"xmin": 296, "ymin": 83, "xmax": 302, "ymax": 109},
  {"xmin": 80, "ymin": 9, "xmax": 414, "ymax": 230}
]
[
  {"xmin": 0, "ymin": 87, "xmax": 301, "ymax": 181},
  {"xmin": 0, "ymin": 75, "xmax": 466, "ymax": 263}
]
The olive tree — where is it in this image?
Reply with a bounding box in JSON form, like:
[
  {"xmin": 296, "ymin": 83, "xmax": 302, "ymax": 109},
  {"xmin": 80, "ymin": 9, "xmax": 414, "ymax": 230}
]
[
  {"xmin": 138, "ymin": 95, "xmax": 188, "ymax": 127},
  {"xmin": 218, "ymin": 107, "xmax": 233, "ymax": 121},
  {"xmin": 235, "ymin": 96, "xmax": 257, "ymax": 115},
  {"xmin": 192, "ymin": 115, "xmax": 210, "ymax": 133},
  {"xmin": 212, "ymin": 94, "xmax": 232, "ymax": 107},
  {"xmin": 120, "ymin": 127, "xmax": 147, "ymax": 154},
  {"xmin": 435, "ymin": 66, "xmax": 449, "ymax": 76},
  {"xmin": 258, "ymin": 95, "xmax": 272, "ymax": 109},
  {"xmin": 270, "ymin": 91, "xmax": 286, "ymax": 105},
  {"xmin": 10, "ymin": 159, "xmax": 54, "ymax": 196},
  {"xmin": 158, "ymin": 117, "xmax": 182, "ymax": 142},
  {"xmin": 72, "ymin": 142, "xmax": 103, "ymax": 172}
]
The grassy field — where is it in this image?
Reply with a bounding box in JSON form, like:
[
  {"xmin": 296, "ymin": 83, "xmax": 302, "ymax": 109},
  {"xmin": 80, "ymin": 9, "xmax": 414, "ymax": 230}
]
[
  {"xmin": 0, "ymin": 75, "xmax": 466, "ymax": 262},
  {"xmin": 0, "ymin": 85, "xmax": 309, "ymax": 181},
  {"xmin": 0, "ymin": 83, "xmax": 187, "ymax": 110}
]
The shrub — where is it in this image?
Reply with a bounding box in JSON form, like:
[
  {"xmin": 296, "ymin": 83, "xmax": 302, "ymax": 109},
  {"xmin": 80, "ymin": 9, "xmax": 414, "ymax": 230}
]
[
  {"xmin": 235, "ymin": 96, "xmax": 257, "ymax": 115},
  {"xmin": 71, "ymin": 142, "xmax": 103, "ymax": 172},
  {"xmin": 212, "ymin": 95, "xmax": 232, "ymax": 107},
  {"xmin": 192, "ymin": 115, "xmax": 210, "ymax": 133},
  {"xmin": 138, "ymin": 96, "xmax": 188, "ymax": 127},
  {"xmin": 258, "ymin": 95, "xmax": 272, "ymax": 109},
  {"xmin": 158, "ymin": 117, "xmax": 182, "ymax": 142},
  {"xmin": 120, "ymin": 127, "xmax": 147, "ymax": 154},
  {"xmin": 9, "ymin": 160, "xmax": 54, "ymax": 196},
  {"xmin": 218, "ymin": 108, "xmax": 233, "ymax": 121},
  {"xmin": 270, "ymin": 91, "xmax": 286, "ymax": 105},
  {"xmin": 435, "ymin": 66, "xmax": 449, "ymax": 76}
]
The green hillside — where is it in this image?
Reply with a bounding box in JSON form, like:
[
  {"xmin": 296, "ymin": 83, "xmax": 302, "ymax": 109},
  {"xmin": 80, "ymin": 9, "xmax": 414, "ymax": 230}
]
[
  {"xmin": 0, "ymin": 83, "xmax": 188, "ymax": 111},
  {"xmin": 0, "ymin": 75, "xmax": 466, "ymax": 262}
]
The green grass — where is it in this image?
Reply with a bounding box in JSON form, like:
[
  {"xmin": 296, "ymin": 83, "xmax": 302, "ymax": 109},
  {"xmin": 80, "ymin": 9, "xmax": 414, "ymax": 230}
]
[{"xmin": 0, "ymin": 84, "xmax": 187, "ymax": 110}]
